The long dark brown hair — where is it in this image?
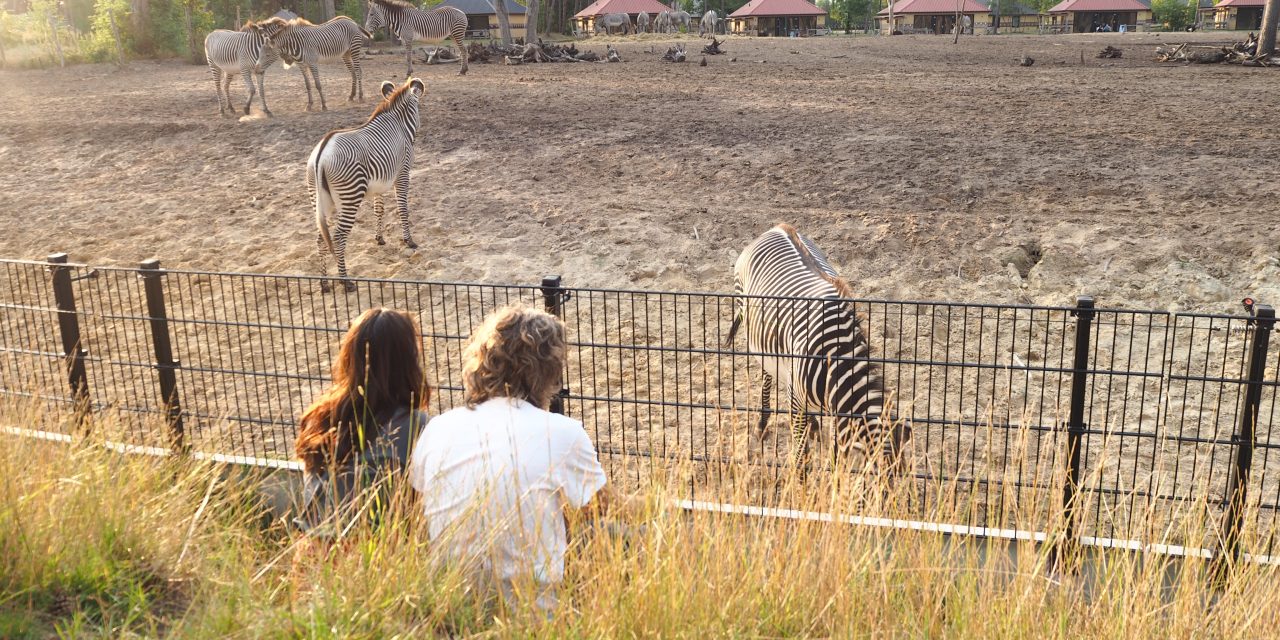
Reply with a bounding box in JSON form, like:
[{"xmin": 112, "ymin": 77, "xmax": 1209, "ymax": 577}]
[{"xmin": 296, "ymin": 308, "xmax": 429, "ymax": 474}]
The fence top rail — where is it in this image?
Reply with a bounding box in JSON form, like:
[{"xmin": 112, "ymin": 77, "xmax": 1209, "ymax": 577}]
[{"xmin": 0, "ymin": 257, "xmax": 1261, "ymax": 323}]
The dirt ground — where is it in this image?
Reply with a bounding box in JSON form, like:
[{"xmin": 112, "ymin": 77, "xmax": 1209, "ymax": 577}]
[{"xmin": 1, "ymin": 31, "xmax": 1277, "ymax": 312}]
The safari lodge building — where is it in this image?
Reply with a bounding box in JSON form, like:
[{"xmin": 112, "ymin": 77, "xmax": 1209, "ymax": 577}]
[
  {"xmin": 876, "ymin": 0, "xmax": 992, "ymax": 34},
  {"xmin": 727, "ymin": 0, "xmax": 828, "ymax": 36},
  {"xmin": 437, "ymin": 0, "xmax": 527, "ymax": 37},
  {"xmin": 573, "ymin": 0, "xmax": 674, "ymax": 33},
  {"xmin": 1210, "ymin": 0, "xmax": 1266, "ymax": 30},
  {"xmin": 1043, "ymin": 0, "xmax": 1154, "ymax": 32}
]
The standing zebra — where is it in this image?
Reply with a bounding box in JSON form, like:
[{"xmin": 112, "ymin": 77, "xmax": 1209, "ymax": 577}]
[
  {"xmin": 636, "ymin": 12, "xmax": 651, "ymax": 33},
  {"xmin": 699, "ymin": 10, "xmax": 718, "ymax": 36},
  {"xmin": 204, "ymin": 22, "xmax": 279, "ymax": 117},
  {"xmin": 364, "ymin": 0, "xmax": 467, "ymax": 77},
  {"xmin": 727, "ymin": 224, "xmax": 910, "ymax": 473},
  {"xmin": 309, "ymin": 78, "xmax": 426, "ymax": 291},
  {"xmin": 256, "ymin": 16, "xmax": 371, "ymax": 112}
]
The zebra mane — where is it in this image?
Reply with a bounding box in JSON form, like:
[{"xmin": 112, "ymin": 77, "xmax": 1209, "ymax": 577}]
[
  {"xmin": 366, "ymin": 80, "xmax": 421, "ymax": 122},
  {"xmin": 239, "ymin": 20, "xmax": 256, "ymax": 31},
  {"xmin": 776, "ymin": 224, "xmax": 859, "ymax": 302},
  {"xmin": 370, "ymin": 0, "xmax": 414, "ymax": 13},
  {"xmin": 288, "ymin": 17, "xmax": 317, "ymax": 26}
]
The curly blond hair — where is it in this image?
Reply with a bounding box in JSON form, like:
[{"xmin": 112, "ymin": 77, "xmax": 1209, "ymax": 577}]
[{"xmin": 462, "ymin": 304, "xmax": 566, "ymax": 409}]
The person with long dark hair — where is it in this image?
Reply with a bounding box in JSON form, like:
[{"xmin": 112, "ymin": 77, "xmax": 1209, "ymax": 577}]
[{"xmin": 294, "ymin": 307, "xmax": 430, "ymax": 540}]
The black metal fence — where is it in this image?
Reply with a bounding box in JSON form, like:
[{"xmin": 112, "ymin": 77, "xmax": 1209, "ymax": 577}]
[{"xmin": 2, "ymin": 256, "xmax": 1278, "ymax": 563}]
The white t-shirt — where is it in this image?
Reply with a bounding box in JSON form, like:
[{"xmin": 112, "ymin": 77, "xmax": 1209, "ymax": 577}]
[{"xmin": 409, "ymin": 397, "xmax": 608, "ymax": 590}]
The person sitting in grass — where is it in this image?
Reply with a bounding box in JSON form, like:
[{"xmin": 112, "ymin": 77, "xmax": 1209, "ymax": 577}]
[
  {"xmin": 409, "ymin": 304, "xmax": 610, "ymax": 615},
  {"xmin": 294, "ymin": 307, "xmax": 430, "ymax": 545}
]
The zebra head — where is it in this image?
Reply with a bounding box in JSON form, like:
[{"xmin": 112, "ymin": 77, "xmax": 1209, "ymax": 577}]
[
  {"xmin": 364, "ymin": 0, "xmax": 389, "ymax": 36},
  {"xmin": 375, "ymin": 78, "xmax": 426, "ymax": 129},
  {"xmin": 256, "ymin": 17, "xmax": 300, "ymax": 66}
]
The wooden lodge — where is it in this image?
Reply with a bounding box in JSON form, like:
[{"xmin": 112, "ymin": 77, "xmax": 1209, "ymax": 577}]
[
  {"xmin": 728, "ymin": 0, "xmax": 829, "ymax": 36},
  {"xmin": 573, "ymin": 0, "xmax": 673, "ymax": 34},
  {"xmin": 877, "ymin": 0, "xmax": 992, "ymax": 34},
  {"xmin": 437, "ymin": 0, "xmax": 528, "ymax": 37},
  {"xmin": 1210, "ymin": 0, "xmax": 1266, "ymax": 30},
  {"xmin": 1043, "ymin": 0, "xmax": 1153, "ymax": 32}
]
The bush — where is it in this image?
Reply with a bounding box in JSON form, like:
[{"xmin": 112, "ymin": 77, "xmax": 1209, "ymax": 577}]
[{"xmin": 1151, "ymin": 0, "xmax": 1196, "ymax": 31}]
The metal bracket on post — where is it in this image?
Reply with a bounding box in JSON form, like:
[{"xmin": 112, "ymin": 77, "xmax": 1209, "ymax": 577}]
[
  {"xmin": 540, "ymin": 275, "xmax": 570, "ymax": 415},
  {"xmin": 139, "ymin": 260, "xmax": 185, "ymax": 454},
  {"xmin": 1215, "ymin": 303, "xmax": 1274, "ymax": 582},
  {"xmin": 1056, "ymin": 295, "xmax": 1095, "ymax": 571},
  {"xmin": 47, "ymin": 253, "xmax": 91, "ymax": 432}
]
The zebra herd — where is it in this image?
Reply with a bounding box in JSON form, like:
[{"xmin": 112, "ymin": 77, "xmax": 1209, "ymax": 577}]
[
  {"xmin": 203, "ymin": 0, "xmax": 464, "ymax": 116},
  {"xmin": 593, "ymin": 10, "xmax": 721, "ymax": 36},
  {"xmin": 207, "ymin": 4, "xmax": 907, "ymax": 475}
]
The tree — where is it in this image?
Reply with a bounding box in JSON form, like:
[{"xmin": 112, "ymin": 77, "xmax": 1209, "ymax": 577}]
[
  {"xmin": 1151, "ymin": 0, "xmax": 1194, "ymax": 30},
  {"xmin": 525, "ymin": 0, "xmax": 539, "ymax": 41},
  {"xmin": 493, "ymin": 0, "xmax": 513, "ymax": 43},
  {"xmin": 322, "ymin": 0, "xmax": 335, "ymax": 20}
]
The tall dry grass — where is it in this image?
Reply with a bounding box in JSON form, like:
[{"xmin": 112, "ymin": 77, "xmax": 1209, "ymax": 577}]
[{"xmin": 2, "ymin": 400, "xmax": 1280, "ymax": 638}]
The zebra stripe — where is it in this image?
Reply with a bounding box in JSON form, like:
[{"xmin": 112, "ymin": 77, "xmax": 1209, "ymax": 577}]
[
  {"xmin": 365, "ymin": 0, "xmax": 468, "ymax": 77},
  {"xmin": 204, "ymin": 24, "xmax": 279, "ymax": 117},
  {"xmin": 310, "ymin": 78, "xmax": 426, "ymax": 291},
  {"xmin": 728, "ymin": 224, "xmax": 908, "ymax": 472},
  {"xmin": 257, "ymin": 16, "xmax": 370, "ymax": 111}
]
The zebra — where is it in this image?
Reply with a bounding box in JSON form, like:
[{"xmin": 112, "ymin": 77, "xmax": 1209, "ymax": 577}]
[
  {"xmin": 653, "ymin": 10, "xmax": 672, "ymax": 33},
  {"xmin": 256, "ymin": 16, "xmax": 370, "ymax": 112},
  {"xmin": 670, "ymin": 10, "xmax": 692, "ymax": 32},
  {"xmin": 309, "ymin": 78, "xmax": 426, "ymax": 291},
  {"xmin": 636, "ymin": 12, "xmax": 650, "ymax": 33},
  {"xmin": 364, "ymin": 0, "xmax": 467, "ymax": 77},
  {"xmin": 204, "ymin": 22, "xmax": 280, "ymax": 117},
  {"xmin": 726, "ymin": 224, "xmax": 910, "ymax": 473},
  {"xmin": 594, "ymin": 12, "xmax": 633, "ymax": 35},
  {"xmin": 699, "ymin": 10, "xmax": 718, "ymax": 36}
]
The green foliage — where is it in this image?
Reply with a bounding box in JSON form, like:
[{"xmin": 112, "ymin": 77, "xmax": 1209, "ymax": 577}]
[
  {"xmin": 1151, "ymin": 0, "xmax": 1195, "ymax": 30},
  {"xmin": 339, "ymin": 0, "xmax": 368, "ymax": 22},
  {"xmin": 821, "ymin": 0, "xmax": 872, "ymax": 30},
  {"xmin": 85, "ymin": 0, "xmax": 133, "ymax": 60}
]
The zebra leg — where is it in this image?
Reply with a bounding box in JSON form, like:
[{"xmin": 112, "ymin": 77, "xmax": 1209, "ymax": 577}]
[
  {"xmin": 221, "ymin": 73, "xmax": 234, "ymax": 117},
  {"xmin": 454, "ymin": 34, "xmax": 468, "ymax": 76},
  {"xmin": 394, "ymin": 171, "xmax": 417, "ymax": 248},
  {"xmin": 310, "ymin": 63, "xmax": 328, "ymax": 111},
  {"xmin": 332, "ymin": 200, "xmax": 359, "ymax": 292},
  {"xmin": 301, "ymin": 66, "xmax": 315, "ymax": 112},
  {"xmin": 240, "ymin": 67, "xmax": 256, "ymax": 115},
  {"xmin": 373, "ymin": 197, "xmax": 386, "ymax": 245},
  {"xmin": 256, "ymin": 68, "xmax": 272, "ymax": 117},
  {"xmin": 788, "ymin": 394, "xmax": 814, "ymax": 474},
  {"xmin": 343, "ymin": 53, "xmax": 358, "ymax": 102},
  {"xmin": 210, "ymin": 66, "xmax": 227, "ymax": 115},
  {"xmin": 755, "ymin": 373, "xmax": 773, "ymax": 443},
  {"xmin": 402, "ymin": 34, "xmax": 414, "ymax": 76}
]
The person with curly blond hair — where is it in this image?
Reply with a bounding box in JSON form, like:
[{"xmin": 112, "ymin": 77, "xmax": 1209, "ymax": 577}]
[{"xmin": 409, "ymin": 304, "xmax": 609, "ymax": 614}]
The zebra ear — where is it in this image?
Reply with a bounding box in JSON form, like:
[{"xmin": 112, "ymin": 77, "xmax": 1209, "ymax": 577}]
[
  {"xmin": 408, "ymin": 78, "xmax": 425, "ymax": 96},
  {"xmin": 380, "ymin": 81, "xmax": 397, "ymax": 99}
]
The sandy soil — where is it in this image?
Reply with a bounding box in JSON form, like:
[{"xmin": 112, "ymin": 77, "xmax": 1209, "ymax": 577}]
[
  {"xmin": 2, "ymin": 32, "xmax": 1278, "ymax": 545},
  {"xmin": 1, "ymin": 31, "xmax": 1278, "ymax": 312}
]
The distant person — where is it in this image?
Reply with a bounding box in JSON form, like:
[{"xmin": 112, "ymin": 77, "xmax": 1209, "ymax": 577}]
[
  {"xmin": 294, "ymin": 308, "xmax": 430, "ymax": 545},
  {"xmin": 410, "ymin": 304, "xmax": 609, "ymax": 615}
]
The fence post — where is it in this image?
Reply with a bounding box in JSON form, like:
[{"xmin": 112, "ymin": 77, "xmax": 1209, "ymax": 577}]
[
  {"xmin": 540, "ymin": 275, "xmax": 569, "ymax": 415},
  {"xmin": 1056, "ymin": 295, "xmax": 1094, "ymax": 569},
  {"xmin": 1216, "ymin": 303, "xmax": 1274, "ymax": 579},
  {"xmin": 139, "ymin": 260, "xmax": 185, "ymax": 453},
  {"xmin": 47, "ymin": 253, "xmax": 91, "ymax": 431}
]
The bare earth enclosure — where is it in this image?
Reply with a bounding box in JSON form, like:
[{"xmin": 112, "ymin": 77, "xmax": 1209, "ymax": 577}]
[
  {"xmin": 2, "ymin": 32, "xmax": 1279, "ymax": 551},
  {"xmin": 0, "ymin": 31, "xmax": 1277, "ymax": 312}
]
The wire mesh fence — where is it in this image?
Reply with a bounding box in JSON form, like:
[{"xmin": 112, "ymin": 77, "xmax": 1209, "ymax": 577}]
[{"xmin": 1, "ymin": 256, "xmax": 1276, "ymax": 561}]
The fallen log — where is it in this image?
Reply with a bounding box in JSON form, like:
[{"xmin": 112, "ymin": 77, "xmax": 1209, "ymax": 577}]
[
  {"xmin": 701, "ymin": 37, "xmax": 725, "ymax": 55},
  {"xmin": 662, "ymin": 43, "xmax": 687, "ymax": 63},
  {"xmin": 1096, "ymin": 45, "xmax": 1121, "ymax": 59}
]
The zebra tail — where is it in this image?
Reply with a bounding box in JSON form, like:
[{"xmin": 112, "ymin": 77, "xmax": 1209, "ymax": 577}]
[
  {"xmin": 311, "ymin": 136, "xmax": 336, "ymax": 255},
  {"xmin": 724, "ymin": 310, "xmax": 742, "ymax": 348}
]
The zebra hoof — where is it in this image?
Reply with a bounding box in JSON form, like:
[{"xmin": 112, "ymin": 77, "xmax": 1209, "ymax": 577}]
[
  {"xmin": 403, "ymin": 239, "xmax": 418, "ymax": 249},
  {"xmin": 376, "ymin": 237, "xmax": 386, "ymax": 246},
  {"xmin": 342, "ymin": 280, "xmax": 357, "ymax": 293}
]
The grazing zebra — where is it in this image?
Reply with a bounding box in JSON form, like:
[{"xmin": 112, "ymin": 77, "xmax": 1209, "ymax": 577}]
[
  {"xmin": 204, "ymin": 22, "xmax": 279, "ymax": 117},
  {"xmin": 727, "ymin": 224, "xmax": 910, "ymax": 473},
  {"xmin": 653, "ymin": 11, "xmax": 672, "ymax": 33},
  {"xmin": 636, "ymin": 12, "xmax": 650, "ymax": 33},
  {"xmin": 699, "ymin": 10, "xmax": 718, "ymax": 36},
  {"xmin": 309, "ymin": 78, "xmax": 426, "ymax": 291},
  {"xmin": 594, "ymin": 12, "xmax": 633, "ymax": 35},
  {"xmin": 670, "ymin": 10, "xmax": 692, "ymax": 32},
  {"xmin": 364, "ymin": 0, "xmax": 467, "ymax": 77},
  {"xmin": 256, "ymin": 16, "xmax": 370, "ymax": 112}
]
